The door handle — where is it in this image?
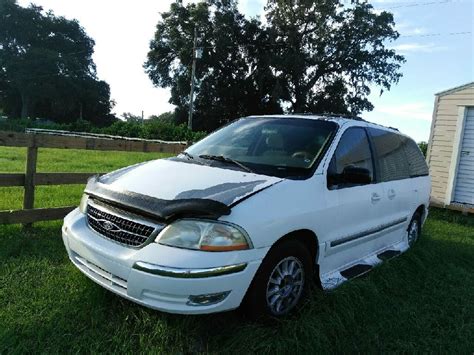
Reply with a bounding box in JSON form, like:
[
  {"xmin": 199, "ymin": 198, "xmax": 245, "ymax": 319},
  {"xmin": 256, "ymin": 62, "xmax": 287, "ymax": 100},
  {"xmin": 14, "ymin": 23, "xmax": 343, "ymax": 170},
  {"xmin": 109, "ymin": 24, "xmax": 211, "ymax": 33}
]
[
  {"xmin": 388, "ymin": 189, "xmax": 396, "ymax": 200},
  {"xmin": 371, "ymin": 193, "xmax": 382, "ymax": 203}
]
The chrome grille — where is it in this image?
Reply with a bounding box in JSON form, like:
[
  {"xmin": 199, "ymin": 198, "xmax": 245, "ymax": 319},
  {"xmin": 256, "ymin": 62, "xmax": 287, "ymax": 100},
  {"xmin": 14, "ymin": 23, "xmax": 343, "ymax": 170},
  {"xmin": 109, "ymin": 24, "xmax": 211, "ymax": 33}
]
[{"xmin": 86, "ymin": 203, "xmax": 157, "ymax": 247}]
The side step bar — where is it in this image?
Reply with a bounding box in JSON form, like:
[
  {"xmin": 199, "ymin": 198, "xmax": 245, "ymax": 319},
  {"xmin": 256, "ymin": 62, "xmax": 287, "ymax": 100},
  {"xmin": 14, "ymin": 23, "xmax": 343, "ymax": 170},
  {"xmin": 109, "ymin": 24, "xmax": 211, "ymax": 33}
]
[
  {"xmin": 339, "ymin": 250, "xmax": 401, "ymax": 279},
  {"xmin": 320, "ymin": 241, "xmax": 410, "ymax": 290},
  {"xmin": 340, "ymin": 264, "xmax": 372, "ymax": 279},
  {"xmin": 377, "ymin": 250, "xmax": 401, "ymax": 260}
]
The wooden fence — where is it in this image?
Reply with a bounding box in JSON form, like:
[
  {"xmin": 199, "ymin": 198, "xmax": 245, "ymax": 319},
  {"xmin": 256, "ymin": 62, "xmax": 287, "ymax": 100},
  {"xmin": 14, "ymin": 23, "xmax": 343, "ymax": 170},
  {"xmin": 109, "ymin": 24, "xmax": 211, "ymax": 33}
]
[{"xmin": 0, "ymin": 130, "xmax": 187, "ymax": 225}]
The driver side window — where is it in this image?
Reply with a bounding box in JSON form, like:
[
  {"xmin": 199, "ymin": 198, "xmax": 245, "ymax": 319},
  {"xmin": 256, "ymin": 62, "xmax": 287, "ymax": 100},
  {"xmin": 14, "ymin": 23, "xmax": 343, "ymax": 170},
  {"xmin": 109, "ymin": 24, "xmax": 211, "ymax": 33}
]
[{"xmin": 327, "ymin": 127, "xmax": 374, "ymax": 189}]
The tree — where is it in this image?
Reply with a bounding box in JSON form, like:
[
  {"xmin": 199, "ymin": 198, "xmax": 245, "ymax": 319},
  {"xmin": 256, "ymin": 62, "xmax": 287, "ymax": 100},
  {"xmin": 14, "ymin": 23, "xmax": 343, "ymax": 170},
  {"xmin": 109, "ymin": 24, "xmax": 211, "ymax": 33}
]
[
  {"xmin": 265, "ymin": 0, "xmax": 405, "ymax": 114},
  {"xmin": 145, "ymin": 0, "xmax": 405, "ymax": 130},
  {"xmin": 418, "ymin": 141, "xmax": 428, "ymax": 157},
  {"xmin": 149, "ymin": 111, "xmax": 176, "ymax": 123},
  {"xmin": 0, "ymin": 0, "xmax": 115, "ymax": 124},
  {"xmin": 145, "ymin": 0, "xmax": 282, "ymax": 131},
  {"xmin": 122, "ymin": 112, "xmax": 143, "ymax": 122}
]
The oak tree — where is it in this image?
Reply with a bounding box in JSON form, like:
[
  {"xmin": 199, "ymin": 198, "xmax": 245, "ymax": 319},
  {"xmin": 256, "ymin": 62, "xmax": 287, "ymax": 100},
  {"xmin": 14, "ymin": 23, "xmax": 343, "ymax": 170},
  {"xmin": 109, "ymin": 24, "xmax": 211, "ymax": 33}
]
[{"xmin": 0, "ymin": 0, "xmax": 114, "ymax": 124}]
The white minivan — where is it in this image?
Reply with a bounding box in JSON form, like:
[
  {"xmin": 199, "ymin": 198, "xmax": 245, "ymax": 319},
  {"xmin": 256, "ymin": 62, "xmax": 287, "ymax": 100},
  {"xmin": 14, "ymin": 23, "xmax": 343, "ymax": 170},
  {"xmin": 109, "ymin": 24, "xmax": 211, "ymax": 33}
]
[{"xmin": 62, "ymin": 115, "xmax": 431, "ymax": 317}]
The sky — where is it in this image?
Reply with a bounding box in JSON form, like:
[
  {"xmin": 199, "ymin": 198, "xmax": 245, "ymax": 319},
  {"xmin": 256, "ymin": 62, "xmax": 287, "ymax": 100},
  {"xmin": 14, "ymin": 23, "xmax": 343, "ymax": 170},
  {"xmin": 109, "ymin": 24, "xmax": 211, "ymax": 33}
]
[{"xmin": 17, "ymin": 0, "xmax": 474, "ymax": 142}]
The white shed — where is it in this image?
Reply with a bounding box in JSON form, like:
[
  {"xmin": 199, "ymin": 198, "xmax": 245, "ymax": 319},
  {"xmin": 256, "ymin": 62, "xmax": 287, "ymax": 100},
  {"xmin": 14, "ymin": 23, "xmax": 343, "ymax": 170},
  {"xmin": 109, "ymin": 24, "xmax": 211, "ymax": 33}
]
[{"xmin": 427, "ymin": 82, "xmax": 474, "ymax": 213}]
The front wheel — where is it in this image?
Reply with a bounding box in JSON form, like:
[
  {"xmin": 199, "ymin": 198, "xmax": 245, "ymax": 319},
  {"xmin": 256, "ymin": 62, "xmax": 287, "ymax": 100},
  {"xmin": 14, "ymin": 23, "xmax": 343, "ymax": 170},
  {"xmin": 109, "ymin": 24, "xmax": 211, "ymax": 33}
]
[{"xmin": 243, "ymin": 240, "xmax": 312, "ymax": 318}]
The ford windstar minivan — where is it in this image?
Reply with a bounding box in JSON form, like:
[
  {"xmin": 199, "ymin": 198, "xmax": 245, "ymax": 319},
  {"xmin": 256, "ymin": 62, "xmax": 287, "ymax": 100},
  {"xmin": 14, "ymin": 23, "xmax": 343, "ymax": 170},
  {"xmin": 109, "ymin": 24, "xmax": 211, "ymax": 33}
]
[{"xmin": 62, "ymin": 114, "xmax": 431, "ymax": 317}]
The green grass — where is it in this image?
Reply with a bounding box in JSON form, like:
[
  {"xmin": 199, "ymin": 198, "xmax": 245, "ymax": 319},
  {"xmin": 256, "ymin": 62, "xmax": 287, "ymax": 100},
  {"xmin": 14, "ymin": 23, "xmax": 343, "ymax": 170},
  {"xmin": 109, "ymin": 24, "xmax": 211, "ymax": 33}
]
[
  {"xmin": 0, "ymin": 210, "xmax": 472, "ymax": 353},
  {"xmin": 0, "ymin": 147, "xmax": 473, "ymax": 352}
]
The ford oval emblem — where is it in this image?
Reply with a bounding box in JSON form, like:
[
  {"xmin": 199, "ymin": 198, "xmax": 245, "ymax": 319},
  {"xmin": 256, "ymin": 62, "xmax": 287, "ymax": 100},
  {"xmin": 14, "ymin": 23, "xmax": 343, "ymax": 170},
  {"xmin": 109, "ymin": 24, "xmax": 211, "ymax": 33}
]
[{"xmin": 102, "ymin": 221, "xmax": 117, "ymax": 231}]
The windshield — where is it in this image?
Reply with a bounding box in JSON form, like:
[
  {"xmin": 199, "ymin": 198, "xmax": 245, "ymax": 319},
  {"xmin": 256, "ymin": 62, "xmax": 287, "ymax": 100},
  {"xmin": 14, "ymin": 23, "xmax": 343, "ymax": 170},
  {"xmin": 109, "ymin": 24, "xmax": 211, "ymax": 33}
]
[{"xmin": 185, "ymin": 117, "xmax": 338, "ymax": 178}]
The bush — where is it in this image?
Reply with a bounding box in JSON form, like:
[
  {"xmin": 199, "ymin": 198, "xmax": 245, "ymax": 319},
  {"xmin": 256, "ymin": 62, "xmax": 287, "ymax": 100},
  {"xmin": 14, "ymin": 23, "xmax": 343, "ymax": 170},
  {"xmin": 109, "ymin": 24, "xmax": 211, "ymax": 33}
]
[
  {"xmin": 418, "ymin": 141, "xmax": 428, "ymax": 157},
  {"xmin": 100, "ymin": 121, "xmax": 144, "ymax": 138},
  {"xmin": 0, "ymin": 116, "xmax": 206, "ymax": 142},
  {"xmin": 142, "ymin": 119, "xmax": 207, "ymax": 141},
  {"xmin": 0, "ymin": 117, "xmax": 96, "ymax": 133}
]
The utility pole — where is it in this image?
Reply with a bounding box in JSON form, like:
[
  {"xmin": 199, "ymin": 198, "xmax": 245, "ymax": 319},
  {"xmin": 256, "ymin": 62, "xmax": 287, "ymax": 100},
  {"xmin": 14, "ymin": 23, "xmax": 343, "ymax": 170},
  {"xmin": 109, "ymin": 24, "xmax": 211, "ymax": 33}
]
[{"xmin": 188, "ymin": 26, "xmax": 198, "ymax": 130}]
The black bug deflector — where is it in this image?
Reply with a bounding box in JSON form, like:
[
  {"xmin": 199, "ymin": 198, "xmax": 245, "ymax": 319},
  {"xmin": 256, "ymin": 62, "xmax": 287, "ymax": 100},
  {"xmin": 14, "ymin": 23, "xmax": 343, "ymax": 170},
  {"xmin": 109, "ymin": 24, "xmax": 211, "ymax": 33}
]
[{"xmin": 84, "ymin": 176, "xmax": 231, "ymax": 221}]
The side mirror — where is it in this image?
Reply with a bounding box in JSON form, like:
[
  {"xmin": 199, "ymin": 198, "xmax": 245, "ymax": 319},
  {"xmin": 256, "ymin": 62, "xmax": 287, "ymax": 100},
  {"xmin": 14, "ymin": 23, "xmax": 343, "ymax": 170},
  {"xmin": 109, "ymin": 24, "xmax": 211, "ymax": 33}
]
[{"xmin": 341, "ymin": 166, "xmax": 372, "ymax": 185}]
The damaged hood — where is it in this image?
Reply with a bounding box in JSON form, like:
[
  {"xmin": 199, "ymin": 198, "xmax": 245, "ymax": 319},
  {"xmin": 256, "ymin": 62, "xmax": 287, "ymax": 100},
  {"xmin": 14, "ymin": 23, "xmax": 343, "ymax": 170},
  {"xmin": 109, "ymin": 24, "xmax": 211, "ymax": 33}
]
[{"xmin": 99, "ymin": 158, "xmax": 283, "ymax": 206}]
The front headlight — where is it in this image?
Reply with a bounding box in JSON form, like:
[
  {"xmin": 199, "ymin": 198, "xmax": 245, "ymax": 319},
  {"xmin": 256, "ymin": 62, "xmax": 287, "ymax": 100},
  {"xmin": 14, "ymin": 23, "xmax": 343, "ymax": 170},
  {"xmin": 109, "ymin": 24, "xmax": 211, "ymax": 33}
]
[
  {"xmin": 79, "ymin": 194, "xmax": 89, "ymax": 214},
  {"xmin": 156, "ymin": 219, "xmax": 251, "ymax": 252}
]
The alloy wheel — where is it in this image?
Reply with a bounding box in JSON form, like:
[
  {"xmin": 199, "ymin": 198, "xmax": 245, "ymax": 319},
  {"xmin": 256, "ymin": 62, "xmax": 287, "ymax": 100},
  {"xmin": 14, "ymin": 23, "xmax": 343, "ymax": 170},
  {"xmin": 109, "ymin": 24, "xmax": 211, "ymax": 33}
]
[
  {"xmin": 265, "ymin": 256, "xmax": 305, "ymax": 316},
  {"xmin": 408, "ymin": 219, "xmax": 419, "ymax": 247}
]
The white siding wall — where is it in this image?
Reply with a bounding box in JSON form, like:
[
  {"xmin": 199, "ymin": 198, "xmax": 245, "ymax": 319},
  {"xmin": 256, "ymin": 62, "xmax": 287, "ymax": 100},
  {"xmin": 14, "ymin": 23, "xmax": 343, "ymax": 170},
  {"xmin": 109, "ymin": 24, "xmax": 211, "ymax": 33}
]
[{"xmin": 427, "ymin": 85, "xmax": 474, "ymax": 205}]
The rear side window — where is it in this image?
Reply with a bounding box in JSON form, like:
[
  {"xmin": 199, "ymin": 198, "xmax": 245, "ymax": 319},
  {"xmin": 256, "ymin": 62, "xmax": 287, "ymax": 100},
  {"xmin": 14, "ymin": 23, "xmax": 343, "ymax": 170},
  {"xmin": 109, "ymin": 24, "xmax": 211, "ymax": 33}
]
[
  {"xmin": 399, "ymin": 136, "xmax": 429, "ymax": 177},
  {"xmin": 369, "ymin": 128, "xmax": 410, "ymax": 182},
  {"xmin": 327, "ymin": 127, "xmax": 374, "ymax": 188}
]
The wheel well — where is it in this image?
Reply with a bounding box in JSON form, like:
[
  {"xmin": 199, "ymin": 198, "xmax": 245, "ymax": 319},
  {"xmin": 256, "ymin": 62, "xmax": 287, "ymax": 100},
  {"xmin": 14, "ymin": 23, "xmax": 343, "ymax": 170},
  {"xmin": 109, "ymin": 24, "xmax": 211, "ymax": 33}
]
[
  {"xmin": 272, "ymin": 229, "xmax": 319, "ymax": 266},
  {"xmin": 415, "ymin": 204, "xmax": 426, "ymax": 220}
]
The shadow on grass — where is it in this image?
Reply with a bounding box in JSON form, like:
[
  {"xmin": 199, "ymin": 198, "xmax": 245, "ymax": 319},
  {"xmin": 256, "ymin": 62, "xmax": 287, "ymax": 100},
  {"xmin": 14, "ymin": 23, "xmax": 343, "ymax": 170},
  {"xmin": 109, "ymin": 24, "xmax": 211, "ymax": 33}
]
[
  {"xmin": 428, "ymin": 207, "xmax": 474, "ymax": 227},
  {"xmin": 0, "ymin": 217, "xmax": 473, "ymax": 353}
]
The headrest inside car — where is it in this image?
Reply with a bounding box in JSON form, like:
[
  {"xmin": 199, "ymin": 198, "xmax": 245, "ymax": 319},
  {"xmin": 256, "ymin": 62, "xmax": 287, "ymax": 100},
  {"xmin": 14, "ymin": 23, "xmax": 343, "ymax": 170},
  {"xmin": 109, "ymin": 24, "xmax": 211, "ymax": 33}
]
[{"xmin": 265, "ymin": 134, "xmax": 284, "ymax": 149}]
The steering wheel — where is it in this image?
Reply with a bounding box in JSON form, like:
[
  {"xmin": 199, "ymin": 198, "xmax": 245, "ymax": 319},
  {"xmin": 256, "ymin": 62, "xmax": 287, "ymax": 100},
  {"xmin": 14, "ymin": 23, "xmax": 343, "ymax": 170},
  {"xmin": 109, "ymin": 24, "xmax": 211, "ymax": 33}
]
[{"xmin": 291, "ymin": 151, "xmax": 312, "ymax": 160}]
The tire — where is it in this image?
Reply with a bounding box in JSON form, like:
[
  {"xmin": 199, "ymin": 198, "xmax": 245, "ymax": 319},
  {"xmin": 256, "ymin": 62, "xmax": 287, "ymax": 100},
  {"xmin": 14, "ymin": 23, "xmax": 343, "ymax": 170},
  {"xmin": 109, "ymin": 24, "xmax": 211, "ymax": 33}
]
[
  {"xmin": 407, "ymin": 212, "xmax": 422, "ymax": 247},
  {"xmin": 242, "ymin": 239, "xmax": 312, "ymax": 318}
]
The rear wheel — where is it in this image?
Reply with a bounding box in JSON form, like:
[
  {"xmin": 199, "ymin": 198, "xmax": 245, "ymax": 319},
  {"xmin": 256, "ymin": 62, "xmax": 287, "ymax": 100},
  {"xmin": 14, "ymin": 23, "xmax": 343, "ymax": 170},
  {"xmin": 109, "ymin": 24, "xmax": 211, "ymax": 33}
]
[
  {"xmin": 243, "ymin": 240, "xmax": 312, "ymax": 318},
  {"xmin": 407, "ymin": 212, "xmax": 422, "ymax": 247}
]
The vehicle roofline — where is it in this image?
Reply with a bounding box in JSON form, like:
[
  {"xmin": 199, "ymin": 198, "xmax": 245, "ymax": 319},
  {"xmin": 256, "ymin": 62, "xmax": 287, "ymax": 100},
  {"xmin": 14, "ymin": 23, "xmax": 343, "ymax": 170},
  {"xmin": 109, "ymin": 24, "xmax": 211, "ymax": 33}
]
[{"xmin": 243, "ymin": 114, "xmax": 406, "ymax": 137}]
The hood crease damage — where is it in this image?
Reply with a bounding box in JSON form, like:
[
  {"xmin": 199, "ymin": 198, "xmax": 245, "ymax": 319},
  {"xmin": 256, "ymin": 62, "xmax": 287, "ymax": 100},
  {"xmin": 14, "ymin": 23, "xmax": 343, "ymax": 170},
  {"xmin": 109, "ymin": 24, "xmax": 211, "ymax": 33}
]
[{"xmin": 84, "ymin": 159, "xmax": 283, "ymax": 221}]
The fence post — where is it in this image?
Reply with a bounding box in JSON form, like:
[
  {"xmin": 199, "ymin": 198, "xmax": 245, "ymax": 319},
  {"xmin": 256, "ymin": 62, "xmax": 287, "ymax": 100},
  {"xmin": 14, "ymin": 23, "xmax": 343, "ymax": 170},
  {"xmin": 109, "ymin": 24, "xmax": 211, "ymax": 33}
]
[{"xmin": 23, "ymin": 145, "xmax": 38, "ymax": 228}]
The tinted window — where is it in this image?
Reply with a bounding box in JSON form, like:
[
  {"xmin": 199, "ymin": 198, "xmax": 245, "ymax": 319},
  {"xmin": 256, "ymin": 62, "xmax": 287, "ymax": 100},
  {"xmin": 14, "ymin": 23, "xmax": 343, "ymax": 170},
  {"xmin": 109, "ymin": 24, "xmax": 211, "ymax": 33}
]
[
  {"xmin": 399, "ymin": 136, "xmax": 429, "ymax": 177},
  {"xmin": 369, "ymin": 128, "xmax": 410, "ymax": 182},
  {"xmin": 327, "ymin": 127, "xmax": 374, "ymax": 188}
]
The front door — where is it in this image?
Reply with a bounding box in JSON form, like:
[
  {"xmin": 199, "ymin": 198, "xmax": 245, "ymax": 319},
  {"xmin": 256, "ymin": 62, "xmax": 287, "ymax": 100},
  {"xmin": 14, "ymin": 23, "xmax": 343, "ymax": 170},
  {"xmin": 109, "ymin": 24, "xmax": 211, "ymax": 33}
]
[{"xmin": 320, "ymin": 127, "xmax": 385, "ymax": 274}]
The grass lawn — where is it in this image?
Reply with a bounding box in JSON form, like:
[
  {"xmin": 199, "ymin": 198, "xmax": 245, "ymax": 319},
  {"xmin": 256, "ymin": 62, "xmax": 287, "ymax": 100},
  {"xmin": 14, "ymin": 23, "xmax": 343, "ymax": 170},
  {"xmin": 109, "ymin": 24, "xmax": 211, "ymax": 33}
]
[{"xmin": 0, "ymin": 147, "xmax": 473, "ymax": 352}]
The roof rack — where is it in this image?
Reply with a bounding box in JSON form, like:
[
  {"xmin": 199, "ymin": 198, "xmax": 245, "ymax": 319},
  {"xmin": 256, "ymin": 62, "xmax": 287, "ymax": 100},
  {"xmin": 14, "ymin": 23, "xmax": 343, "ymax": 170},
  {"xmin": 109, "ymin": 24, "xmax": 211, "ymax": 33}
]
[
  {"xmin": 322, "ymin": 112, "xmax": 366, "ymax": 121},
  {"xmin": 248, "ymin": 113, "xmax": 401, "ymax": 132},
  {"xmin": 292, "ymin": 112, "xmax": 366, "ymax": 121},
  {"xmin": 294, "ymin": 113, "xmax": 404, "ymax": 133}
]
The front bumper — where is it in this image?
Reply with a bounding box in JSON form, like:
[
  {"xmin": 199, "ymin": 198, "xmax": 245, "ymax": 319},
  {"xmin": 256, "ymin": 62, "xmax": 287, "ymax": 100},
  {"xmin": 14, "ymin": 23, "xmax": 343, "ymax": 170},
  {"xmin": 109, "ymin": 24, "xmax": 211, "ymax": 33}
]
[{"xmin": 62, "ymin": 208, "xmax": 268, "ymax": 314}]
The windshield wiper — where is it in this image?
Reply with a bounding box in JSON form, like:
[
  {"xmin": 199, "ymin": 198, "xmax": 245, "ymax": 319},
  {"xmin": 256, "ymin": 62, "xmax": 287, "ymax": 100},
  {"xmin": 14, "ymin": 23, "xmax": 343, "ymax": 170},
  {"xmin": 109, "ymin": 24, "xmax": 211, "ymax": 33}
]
[
  {"xmin": 179, "ymin": 151, "xmax": 207, "ymax": 165},
  {"xmin": 180, "ymin": 151, "xmax": 195, "ymax": 160},
  {"xmin": 198, "ymin": 154, "xmax": 254, "ymax": 173}
]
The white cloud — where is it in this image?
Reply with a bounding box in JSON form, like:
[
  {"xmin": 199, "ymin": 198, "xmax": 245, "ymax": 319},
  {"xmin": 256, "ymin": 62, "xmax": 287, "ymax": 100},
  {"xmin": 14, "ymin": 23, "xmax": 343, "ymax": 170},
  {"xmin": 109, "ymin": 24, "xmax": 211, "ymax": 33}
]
[
  {"xmin": 362, "ymin": 101, "xmax": 433, "ymax": 141},
  {"xmin": 403, "ymin": 27, "xmax": 426, "ymax": 35},
  {"xmin": 396, "ymin": 22, "xmax": 428, "ymax": 36},
  {"xmin": 368, "ymin": 102, "xmax": 432, "ymax": 121},
  {"xmin": 390, "ymin": 42, "xmax": 447, "ymax": 53}
]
